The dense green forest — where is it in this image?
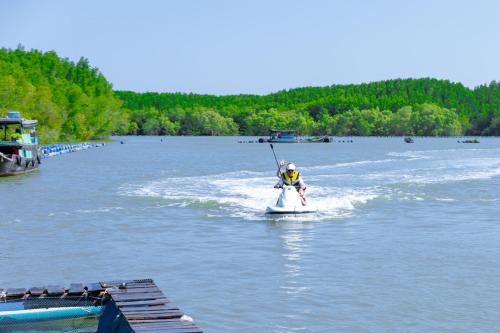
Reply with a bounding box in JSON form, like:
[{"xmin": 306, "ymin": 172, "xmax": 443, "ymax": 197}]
[
  {"xmin": 116, "ymin": 79, "xmax": 500, "ymax": 136},
  {"xmin": 0, "ymin": 47, "xmax": 125, "ymax": 142},
  {"xmin": 1, "ymin": 48, "xmax": 499, "ymax": 142}
]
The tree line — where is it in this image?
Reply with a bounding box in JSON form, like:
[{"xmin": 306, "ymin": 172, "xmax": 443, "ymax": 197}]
[
  {"xmin": 115, "ymin": 79, "xmax": 499, "ymax": 136},
  {"xmin": 0, "ymin": 47, "xmax": 125, "ymax": 142},
  {"xmin": 0, "ymin": 48, "xmax": 498, "ymax": 142}
]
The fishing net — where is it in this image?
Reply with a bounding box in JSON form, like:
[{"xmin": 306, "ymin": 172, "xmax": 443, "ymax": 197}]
[{"xmin": 0, "ymin": 296, "xmax": 105, "ymax": 333}]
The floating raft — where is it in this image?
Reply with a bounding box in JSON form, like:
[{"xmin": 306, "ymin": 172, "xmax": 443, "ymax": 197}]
[{"xmin": 0, "ymin": 278, "xmax": 203, "ymax": 333}]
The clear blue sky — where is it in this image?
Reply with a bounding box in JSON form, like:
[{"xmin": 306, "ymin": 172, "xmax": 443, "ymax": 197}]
[{"xmin": 0, "ymin": 0, "xmax": 498, "ymax": 95}]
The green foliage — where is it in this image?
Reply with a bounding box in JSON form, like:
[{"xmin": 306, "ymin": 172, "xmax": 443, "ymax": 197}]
[
  {"xmin": 115, "ymin": 78, "xmax": 499, "ymax": 136},
  {"xmin": 0, "ymin": 48, "xmax": 125, "ymax": 143},
  {"xmin": 181, "ymin": 110, "xmax": 238, "ymax": 135},
  {"xmin": 410, "ymin": 104, "xmax": 462, "ymax": 136},
  {"xmin": 1, "ymin": 48, "xmax": 498, "ymax": 138}
]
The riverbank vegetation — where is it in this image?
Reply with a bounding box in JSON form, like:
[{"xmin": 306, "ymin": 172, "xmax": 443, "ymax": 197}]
[
  {"xmin": 116, "ymin": 80, "xmax": 499, "ymax": 136},
  {"xmin": 0, "ymin": 47, "xmax": 125, "ymax": 142},
  {"xmin": 1, "ymin": 48, "xmax": 498, "ymax": 142}
]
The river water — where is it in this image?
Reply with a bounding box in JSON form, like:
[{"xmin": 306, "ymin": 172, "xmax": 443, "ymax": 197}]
[{"xmin": 1, "ymin": 136, "xmax": 500, "ymax": 332}]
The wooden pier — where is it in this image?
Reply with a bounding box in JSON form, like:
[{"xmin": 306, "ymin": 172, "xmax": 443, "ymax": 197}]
[{"xmin": 0, "ymin": 278, "xmax": 203, "ymax": 333}]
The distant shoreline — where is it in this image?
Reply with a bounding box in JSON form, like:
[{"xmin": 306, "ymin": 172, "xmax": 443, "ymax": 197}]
[{"xmin": 2, "ymin": 49, "xmax": 499, "ymax": 141}]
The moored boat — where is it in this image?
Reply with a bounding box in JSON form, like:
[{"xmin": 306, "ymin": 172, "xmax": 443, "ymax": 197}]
[
  {"xmin": 461, "ymin": 138, "xmax": 480, "ymax": 143},
  {"xmin": 258, "ymin": 129, "xmax": 331, "ymax": 143},
  {"xmin": 0, "ymin": 111, "xmax": 41, "ymax": 176},
  {"xmin": 267, "ymin": 129, "xmax": 301, "ymax": 143},
  {"xmin": 305, "ymin": 135, "xmax": 331, "ymax": 143},
  {"xmin": 404, "ymin": 137, "xmax": 414, "ymax": 143}
]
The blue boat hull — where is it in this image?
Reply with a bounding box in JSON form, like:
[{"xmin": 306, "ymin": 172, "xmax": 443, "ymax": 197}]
[{"xmin": 0, "ymin": 306, "xmax": 104, "ymax": 324}]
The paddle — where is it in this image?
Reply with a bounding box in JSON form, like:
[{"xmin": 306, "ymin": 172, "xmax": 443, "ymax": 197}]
[{"xmin": 269, "ymin": 144, "xmax": 282, "ymax": 177}]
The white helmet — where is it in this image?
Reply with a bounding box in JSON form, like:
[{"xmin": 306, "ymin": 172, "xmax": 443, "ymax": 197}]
[{"xmin": 286, "ymin": 163, "xmax": 296, "ymax": 171}]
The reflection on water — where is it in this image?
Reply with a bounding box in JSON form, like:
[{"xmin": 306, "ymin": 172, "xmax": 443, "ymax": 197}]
[
  {"xmin": 273, "ymin": 220, "xmax": 315, "ymax": 332},
  {"xmin": 280, "ymin": 222, "xmax": 312, "ymax": 279}
]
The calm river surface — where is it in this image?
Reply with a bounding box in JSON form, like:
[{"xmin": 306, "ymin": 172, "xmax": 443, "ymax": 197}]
[{"xmin": 2, "ymin": 136, "xmax": 500, "ymax": 332}]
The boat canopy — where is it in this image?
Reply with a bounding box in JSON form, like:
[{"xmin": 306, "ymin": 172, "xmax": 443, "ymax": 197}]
[
  {"xmin": 270, "ymin": 129, "xmax": 296, "ymax": 134},
  {"xmin": 0, "ymin": 118, "xmax": 38, "ymax": 128}
]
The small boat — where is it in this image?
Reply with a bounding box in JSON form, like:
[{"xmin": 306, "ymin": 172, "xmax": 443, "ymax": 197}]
[
  {"xmin": 266, "ymin": 185, "xmax": 317, "ymax": 215},
  {"xmin": 261, "ymin": 130, "xmax": 301, "ymax": 143},
  {"xmin": 462, "ymin": 139, "xmax": 480, "ymax": 143},
  {"xmin": 258, "ymin": 130, "xmax": 331, "ymax": 143},
  {"xmin": 0, "ymin": 111, "xmax": 41, "ymax": 176},
  {"xmin": 404, "ymin": 137, "xmax": 414, "ymax": 143},
  {"xmin": 305, "ymin": 135, "xmax": 331, "ymax": 143},
  {"xmin": 0, "ymin": 306, "xmax": 104, "ymax": 323},
  {"xmin": 0, "ymin": 293, "xmax": 103, "ymax": 331}
]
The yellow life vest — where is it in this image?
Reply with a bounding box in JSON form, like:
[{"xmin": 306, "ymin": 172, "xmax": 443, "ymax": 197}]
[{"xmin": 283, "ymin": 171, "xmax": 300, "ymax": 185}]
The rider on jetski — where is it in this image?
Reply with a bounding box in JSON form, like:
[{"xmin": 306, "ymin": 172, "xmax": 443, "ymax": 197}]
[{"xmin": 274, "ymin": 162, "xmax": 307, "ymax": 205}]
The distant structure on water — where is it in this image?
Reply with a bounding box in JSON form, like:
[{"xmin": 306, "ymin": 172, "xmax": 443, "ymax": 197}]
[{"xmin": 258, "ymin": 129, "xmax": 331, "ymax": 143}]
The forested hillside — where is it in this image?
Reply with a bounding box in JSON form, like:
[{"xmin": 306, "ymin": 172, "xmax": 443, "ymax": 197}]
[
  {"xmin": 116, "ymin": 79, "xmax": 500, "ymax": 136},
  {"xmin": 0, "ymin": 47, "xmax": 125, "ymax": 142},
  {"xmin": 1, "ymin": 48, "xmax": 498, "ymax": 141}
]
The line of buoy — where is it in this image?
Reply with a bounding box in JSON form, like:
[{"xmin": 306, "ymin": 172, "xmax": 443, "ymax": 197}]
[{"xmin": 41, "ymin": 142, "xmax": 105, "ymax": 158}]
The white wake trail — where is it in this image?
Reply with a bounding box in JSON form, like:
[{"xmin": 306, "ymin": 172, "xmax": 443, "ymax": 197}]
[{"xmin": 119, "ymin": 170, "xmax": 378, "ymax": 221}]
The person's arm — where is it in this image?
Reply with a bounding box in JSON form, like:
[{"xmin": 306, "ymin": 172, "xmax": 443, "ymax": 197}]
[
  {"xmin": 274, "ymin": 176, "xmax": 284, "ymax": 188},
  {"xmin": 298, "ymin": 176, "xmax": 306, "ymax": 191},
  {"xmin": 276, "ymin": 160, "xmax": 285, "ymax": 177}
]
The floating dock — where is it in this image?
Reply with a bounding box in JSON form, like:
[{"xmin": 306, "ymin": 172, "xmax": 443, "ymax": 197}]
[{"xmin": 0, "ymin": 278, "xmax": 202, "ymax": 333}]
